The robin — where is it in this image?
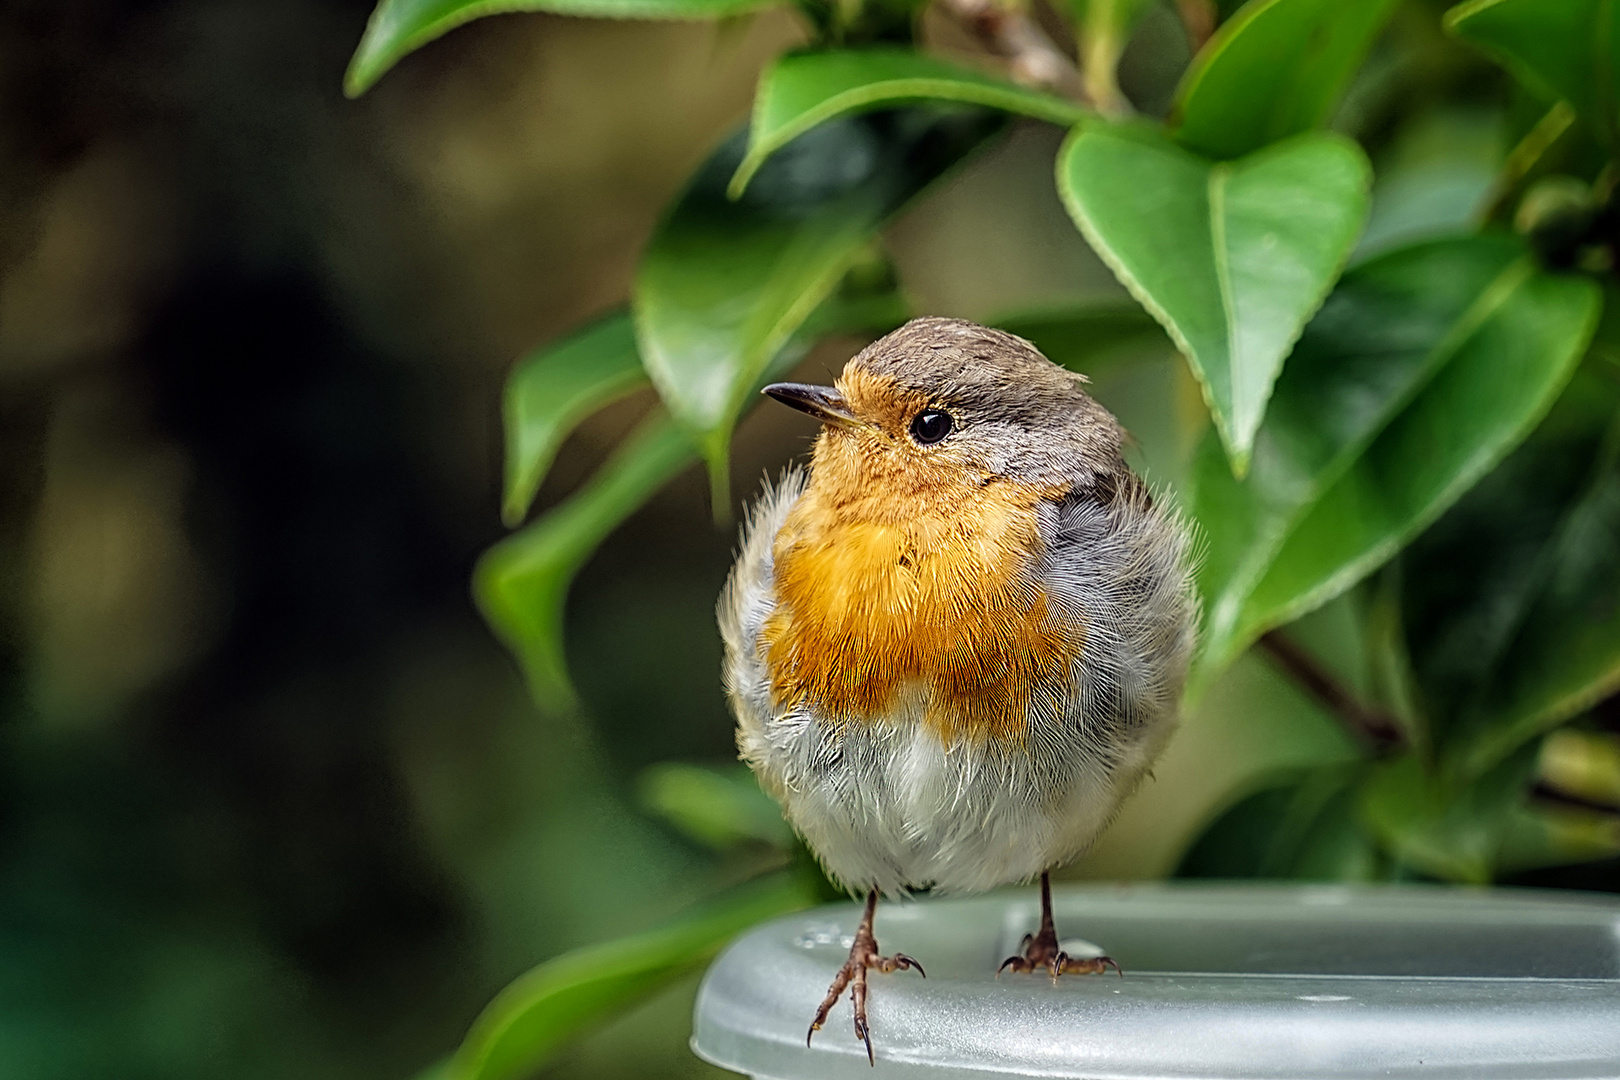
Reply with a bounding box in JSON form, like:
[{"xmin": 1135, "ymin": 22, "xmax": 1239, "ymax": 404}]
[{"xmin": 719, "ymin": 317, "xmax": 1198, "ymax": 1063}]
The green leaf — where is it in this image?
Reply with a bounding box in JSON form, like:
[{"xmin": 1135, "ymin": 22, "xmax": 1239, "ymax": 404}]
[
  {"xmin": 345, "ymin": 0, "xmax": 777, "ymax": 96},
  {"xmin": 793, "ymin": 246, "xmax": 913, "ymax": 340},
  {"xmin": 637, "ymin": 762, "xmax": 792, "ymax": 849},
  {"xmin": 1399, "ymin": 369, "xmax": 1618, "ymax": 739},
  {"xmin": 476, "ymin": 414, "xmax": 696, "ymax": 711},
  {"xmin": 990, "ymin": 302, "xmax": 1172, "ymax": 376},
  {"xmin": 502, "ymin": 312, "xmax": 647, "ymax": 529},
  {"xmin": 1058, "ymin": 123, "xmax": 1371, "ymax": 475},
  {"xmin": 636, "ymin": 107, "xmax": 1003, "ymax": 511},
  {"xmin": 729, "ymin": 49, "xmax": 1087, "ymax": 198},
  {"xmin": 478, "ymin": 276, "xmax": 908, "ymax": 708},
  {"xmin": 1230, "ymin": 258, "xmax": 1599, "ymax": 676},
  {"xmin": 1363, "ymin": 566, "xmax": 1428, "ymax": 758},
  {"xmin": 1446, "ymin": 0, "xmax": 1620, "ymax": 148},
  {"xmin": 1176, "ymin": 766, "xmax": 1380, "ymax": 881},
  {"xmin": 1192, "ymin": 236, "xmax": 1549, "ymax": 682},
  {"xmin": 1408, "ymin": 364, "xmax": 1620, "ymax": 776},
  {"xmin": 1173, "ymin": 0, "xmax": 1402, "ymax": 160},
  {"xmin": 1360, "ymin": 747, "xmax": 1539, "ymax": 883},
  {"xmin": 448, "ymin": 874, "xmax": 811, "ymax": 1080},
  {"xmin": 1496, "ymin": 799, "xmax": 1620, "ymax": 875},
  {"xmin": 1466, "ymin": 418, "xmax": 1620, "ymax": 768}
]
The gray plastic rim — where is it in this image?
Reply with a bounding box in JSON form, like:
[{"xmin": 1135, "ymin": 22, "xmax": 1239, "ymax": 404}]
[{"xmin": 691, "ymin": 882, "xmax": 1620, "ymax": 1079}]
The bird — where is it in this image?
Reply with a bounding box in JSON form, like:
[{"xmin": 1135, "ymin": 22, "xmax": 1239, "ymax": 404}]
[{"xmin": 718, "ymin": 316, "xmax": 1198, "ymax": 1064}]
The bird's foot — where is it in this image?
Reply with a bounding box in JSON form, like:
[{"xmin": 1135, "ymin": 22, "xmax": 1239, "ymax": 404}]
[
  {"xmin": 996, "ymin": 871, "xmax": 1123, "ymax": 985},
  {"xmin": 807, "ymin": 891, "xmax": 924, "ymax": 1065},
  {"xmin": 997, "ymin": 925, "xmax": 1121, "ymax": 984}
]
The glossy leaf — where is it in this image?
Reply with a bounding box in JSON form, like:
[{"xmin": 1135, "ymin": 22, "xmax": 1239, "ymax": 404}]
[
  {"xmin": 1058, "ymin": 123, "xmax": 1371, "ymax": 475},
  {"xmin": 477, "ymin": 414, "xmax": 696, "ymax": 710},
  {"xmin": 1409, "ymin": 366, "xmax": 1620, "ymax": 777},
  {"xmin": 1231, "ymin": 260, "xmax": 1599, "ymax": 673},
  {"xmin": 1174, "ymin": 0, "xmax": 1402, "ymax": 160},
  {"xmin": 1360, "ymin": 748, "xmax": 1538, "ymax": 883},
  {"xmin": 345, "ymin": 0, "xmax": 776, "ymax": 97},
  {"xmin": 729, "ymin": 49, "xmax": 1087, "ymax": 198},
  {"xmin": 478, "ymin": 275, "xmax": 909, "ymax": 708},
  {"xmin": 1446, "ymin": 0, "xmax": 1620, "ymax": 146},
  {"xmin": 448, "ymin": 874, "xmax": 811, "ymax": 1080},
  {"xmin": 1193, "ymin": 236, "xmax": 1548, "ymax": 681},
  {"xmin": 1399, "ymin": 369, "xmax": 1618, "ymax": 743},
  {"xmin": 636, "ymin": 107, "xmax": 1003, "ymax": 509},
  {"xmin": 502, "ymin": 312, "xmax": 646, "ymax": 528},
  {"xmin": 1464, "ymin": 424, "xmax": 1620, "ymax": 769},
  {"xmin": 1176, "ymin": 766, "xmax": 1380, "ymax": 881},
  {"xmin": 1496, "ymin": 799, "xmax": 1620, "ymax": 875},
  {"xmin": 991, "ymin": 302, "xmax": 1172, "ymax": 376},
  {"xmin": 1363, "ymin": 566, "xmax": 1428, "ymax": 757},
  {"xmin": 637, "ymin": 762, "xmax": 792, "ymax": 849}
]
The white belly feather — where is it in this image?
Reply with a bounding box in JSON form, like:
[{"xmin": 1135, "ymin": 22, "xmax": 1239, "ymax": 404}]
[{"xmin": 719, "ymin": 469, "xmax": 1194, "ymax": 896}]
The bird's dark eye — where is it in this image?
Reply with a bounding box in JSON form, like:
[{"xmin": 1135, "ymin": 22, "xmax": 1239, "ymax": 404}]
[{"xmin": 909, "ymin": 409, "xmax": 953, "ymax": 445}]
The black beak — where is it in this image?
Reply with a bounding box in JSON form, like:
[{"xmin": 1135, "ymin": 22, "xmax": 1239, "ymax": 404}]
[{"xmin": 761, "ymin": 383, "xmax": 859, "ymax": 427}]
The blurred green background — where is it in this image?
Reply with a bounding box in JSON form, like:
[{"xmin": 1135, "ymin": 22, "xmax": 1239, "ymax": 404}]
[{"xmin": 0, "ymin": 2, "xmax": 1615, "ymax": 1079}]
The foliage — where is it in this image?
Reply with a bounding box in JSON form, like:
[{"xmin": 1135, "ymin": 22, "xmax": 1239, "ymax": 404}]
[
  {"xmin": 349, "ymin": 0, "xmax": 1620, "ymax": 1075},
  {"xmin": 1058, "ymin": 124, "xmax": 1372, "ymax": 473},
  {"xmin": 447, "ymin": 874, "xmax": 812, "ymax": 1080}
]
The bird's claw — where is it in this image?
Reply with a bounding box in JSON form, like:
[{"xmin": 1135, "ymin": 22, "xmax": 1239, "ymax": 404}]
[
  {"xmin": 996, "ymin": 872, "xmax": 1123, "ymax": 983},
  {"xmin": 807, "ymin": 898, "xmax": 924, "ymax": 1066},
  {"xmin": 997, "ymin": 930, "xmax": 1122, "ymax": 983}
]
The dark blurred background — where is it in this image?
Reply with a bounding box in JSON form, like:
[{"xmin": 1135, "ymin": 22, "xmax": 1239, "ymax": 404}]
[{"xmin": 0, "ymin": 2, "xmax": 1554, "ymax": 1077}]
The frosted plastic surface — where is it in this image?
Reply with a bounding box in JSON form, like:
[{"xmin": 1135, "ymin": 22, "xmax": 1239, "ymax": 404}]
[{"xmin": 690, "ymin": 883, "xmax": 1620, "ymax": 1079}]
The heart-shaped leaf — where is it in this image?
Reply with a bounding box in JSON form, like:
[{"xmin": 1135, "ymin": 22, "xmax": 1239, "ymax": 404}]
[
  {"xmin": 1404, "ymin": 364, "xmax": 1620, "ymax": 777},
  {"xmin": 1173, "ymin": 0, "xmax": 1402, "ymax": 160},
  {"xmin": 501, "ymin": 312, "xmax": 647, "ymax": 528},
  {"xmin": 447, "ymin": 874, "xmax": 810, "ymax": 1080},
  {"xmin": 1058, "ymin": 123, "xmax": 1370, "ymax": 475},
  {"xmin": 636, "ymin": 107, "xmax": 1002, "ymax": 511},
  {"xmin": 1193, "ymin": 236, "xmax": 1546, "ymax": 683},
  {"xmin": 1446, "ymin": 0, "xmax": 1620, "ymax": 147},
  {"xmin": 729, "ymin": 49, "xmax": 1087, "ymax": 198},
  {"xmin": 345, "ymin": 0, "xmax": 778, "ymax": 96},
  {"xmin": 1227, "ymin": 255, "xmax": 1599, "ymax": 675}
]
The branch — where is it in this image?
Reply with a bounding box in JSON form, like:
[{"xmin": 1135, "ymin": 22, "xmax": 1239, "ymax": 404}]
[
  {"xmin": 1174, "ymin": 0, "xmax": 1215, "ymax": 52},
  {"xmin": 937, "ymin": 0, "xmax": 1090, "ymax": 103},
  {"xmin": 1258, "ymin": 630, "xmax": 1404, "ymax": 751}
]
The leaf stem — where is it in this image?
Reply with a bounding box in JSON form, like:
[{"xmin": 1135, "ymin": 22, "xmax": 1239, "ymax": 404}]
[
  {"xmin": 1173, "ymin": 0, "xmax": 1215, "ymax": 51},
  {"xmin": 1258, "ymin": 630, "xmax": 1404, "ymax": 752}
]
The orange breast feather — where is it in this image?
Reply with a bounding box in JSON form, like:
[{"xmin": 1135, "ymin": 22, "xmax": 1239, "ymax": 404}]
[{"xmin": 761, "ymin": 481, "xmax": 1083, "ymax": 745}]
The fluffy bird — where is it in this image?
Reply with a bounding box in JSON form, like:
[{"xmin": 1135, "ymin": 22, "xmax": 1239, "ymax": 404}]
[{"xmin": 719, "ymin": 317, "xmax": 1197, "ymax": 1062}]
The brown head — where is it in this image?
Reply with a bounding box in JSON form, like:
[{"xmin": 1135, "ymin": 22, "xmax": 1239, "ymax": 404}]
[
  {"xmin": 759, "ymin": 318, "xmax": 1132, "ymax": 741},
  {"xmin": 764, "ymin": 317, "xmax": 1124, "ymax": 523}
]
